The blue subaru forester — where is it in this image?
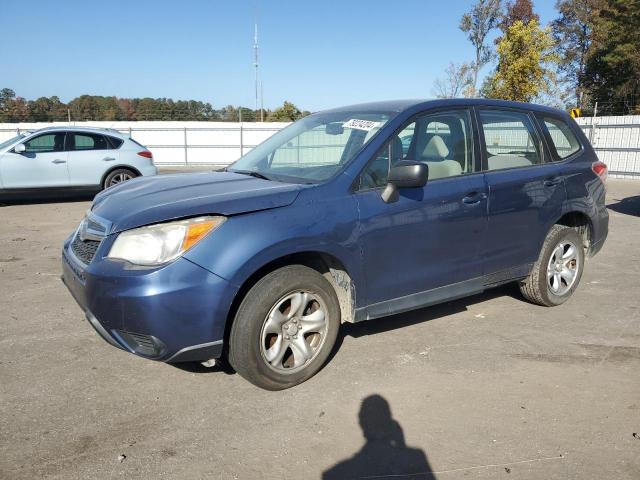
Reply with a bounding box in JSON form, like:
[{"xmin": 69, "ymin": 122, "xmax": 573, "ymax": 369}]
[{"xmin": 62, "ymin": 99, "xmax": 608, "ymax": 390}]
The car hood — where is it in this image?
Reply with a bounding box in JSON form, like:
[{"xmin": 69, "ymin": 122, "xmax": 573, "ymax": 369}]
[{"xmin": 91, "ymin": 171, "xmax": 307, "ymax": 233}]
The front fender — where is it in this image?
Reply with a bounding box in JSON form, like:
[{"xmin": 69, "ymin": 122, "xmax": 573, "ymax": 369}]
[{"xmin": 183, "ymin": 189, "xmax": 362, "ymax": 293}]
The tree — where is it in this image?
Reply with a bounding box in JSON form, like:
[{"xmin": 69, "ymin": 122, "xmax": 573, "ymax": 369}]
[
  {"xmin": 459, "ymin": 0, "xmax": 503, "ymax": 96},
  {"xmin": 267, "ymin": 101, "xmax": 303, "ymax": 121},
  {"xmin": 0, "ymin": 88, "xmax": 16, "ymax": 121},
  {"xmin": 482, "ymin": 19, "xmax": 559, "ymax": 102},
  {"xmin": 583, "ymin": 0, "xmax": 640, "ymax": 114},
  {"xmin": 551, "ymin": 0, "xmax": 596, "ymax": 107},
  {"xmin": 0, "ymin": 88, "xmax": 308, "ymax": 122},
  {"xmin": 68, "ymin": 95, "xmax": 101, "ymax": 121},
  {"xmin": 499, "ymin": 0, "xmax": 539, "ymax": 33},
  {"xmin": 432, "ymin": 62, "xmax": 475, "ymax": 98},
  {"xmin": 118, "ymin": 98, "xmax": 136, "ymax": 120},
  {"xmin": 221, "ymin": 105, "xmax": 239, "ymax": 122}
]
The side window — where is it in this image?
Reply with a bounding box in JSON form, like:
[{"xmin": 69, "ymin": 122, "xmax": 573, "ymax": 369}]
[
  {"xmin": 71, "ymin": 133, "xmax": 109, "ymax": 151},
  {"xmin": 538, "ymin": 116, "xmax": 581, "ymax": 159},
  {"xmin": 479, "ymin": 110, "xmax": 542, "ymax": 170},
  {"xmin": 23, "ymin": 133, "xmax": 66, "ymax": 153},
  {"xmin": 106, "ymin": 136, "xmax": 124, "ymax": 149},
  {"xmin": 359, "ymin": 110, "xmax": 473, "ymax": 190}
]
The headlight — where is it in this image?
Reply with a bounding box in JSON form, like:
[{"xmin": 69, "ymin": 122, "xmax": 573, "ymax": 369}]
[{"xmin": 107, "ymin": 216, "xmax": 225, "ymax": 266}]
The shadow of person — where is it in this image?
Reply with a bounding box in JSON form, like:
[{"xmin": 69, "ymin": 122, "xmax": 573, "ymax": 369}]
[{"xmin": 323, "ymin": 395, "xmax": 435, "ymax": 479}]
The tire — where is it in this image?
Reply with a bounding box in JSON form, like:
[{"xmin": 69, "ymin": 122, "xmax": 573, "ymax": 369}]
[
  {"xmin": 103, "ymin": 168, "xmax": 137, "ymax": 190},
  {"xmin": 228, "ymin": 265, "xmax": 341, "ymax": 390},
  {"xmin": 519, "ymin": 224, "xmax": 585, "ymax": 306}
]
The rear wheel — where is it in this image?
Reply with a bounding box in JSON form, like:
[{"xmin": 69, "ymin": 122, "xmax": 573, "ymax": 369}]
[
  {"xmin": 103, "ymin": 168, "xmax": 137, "ymax": 189},
  {"xmin": 228, "ymin": 265, "xmax": 340, "ymax": 390},
  {"xmin": 519, "ymin": 225, "xmax": 585, "ymax": 306}
]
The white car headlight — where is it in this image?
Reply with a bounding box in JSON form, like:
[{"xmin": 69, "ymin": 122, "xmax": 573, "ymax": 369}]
[{"xmin": 108, "ymin": 216, "xmax": 225, "ymax": 266}]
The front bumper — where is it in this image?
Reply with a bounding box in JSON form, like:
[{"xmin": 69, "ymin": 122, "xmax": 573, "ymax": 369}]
[{"xmin": 61, "ymin": 236, "xmax": 236, "ymax": 362}]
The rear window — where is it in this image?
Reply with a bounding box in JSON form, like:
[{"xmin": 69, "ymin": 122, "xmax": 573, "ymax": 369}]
[
  {"xmin": 72, "ymin": 133, "xmax": 110, "ymax": 151},
  {"xmin": 539, "ymin": 116, "xmax": 581, "ymax": 159}
]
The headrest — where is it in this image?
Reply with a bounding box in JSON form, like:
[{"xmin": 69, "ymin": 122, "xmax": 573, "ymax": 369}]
[{"xmin": 422, "ymin": 135, "xmax": 449, "ymax": 160}]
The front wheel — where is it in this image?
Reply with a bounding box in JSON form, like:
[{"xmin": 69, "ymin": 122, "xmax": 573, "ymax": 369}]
[
  {"xmin": 228, "ymin": 265, "xmax": 341, "ymax": 390},
  {"xmin": 519, "ymin": 225, "xmax": 585, "ymax": 306}
]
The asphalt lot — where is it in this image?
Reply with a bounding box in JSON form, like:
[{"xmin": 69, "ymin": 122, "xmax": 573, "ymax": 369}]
[{"xmin": 1, "ymin": 179, "xmax": 639, "ymax": 479}]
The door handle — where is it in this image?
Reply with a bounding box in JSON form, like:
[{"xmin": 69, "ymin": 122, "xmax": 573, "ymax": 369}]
[
  {"xmin": 544, "ymin": 177, "xmax": 562, "ymax": 187},
  {"xmin": 462, "ymin": 192, "xmax": 487, "ymax": 205},
  {"xmin": 51, "ymin": 159, "xmax": 66, "ymax": 164},
  {"xmin": 102, "ymin": 157, "xmax": 116, "ymax": 161}
]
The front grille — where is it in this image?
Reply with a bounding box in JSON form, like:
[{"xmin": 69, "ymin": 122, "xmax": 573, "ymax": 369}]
[{"xmin": 71, "ymin": 234, "xmax": 100, "ymax": 264}]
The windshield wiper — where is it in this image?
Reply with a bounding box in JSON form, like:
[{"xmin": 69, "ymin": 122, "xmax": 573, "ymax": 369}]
[{"xmin": 227, "ymin": 169, "xmax": 273, "ymax": 181}]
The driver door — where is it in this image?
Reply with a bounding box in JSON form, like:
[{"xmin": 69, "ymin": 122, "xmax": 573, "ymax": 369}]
[
  {"xmin": 354, "ymin": 109, "xmax": 488, "ymax": 317},
  {"xmin": 1, "ymin": 132, "xmax": 69, "ymax": 188}
]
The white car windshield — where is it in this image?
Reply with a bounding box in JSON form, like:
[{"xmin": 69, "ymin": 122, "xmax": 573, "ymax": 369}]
[{"xmin": 228, "ymin": 110, "xmax": 394, "ymax": 183}]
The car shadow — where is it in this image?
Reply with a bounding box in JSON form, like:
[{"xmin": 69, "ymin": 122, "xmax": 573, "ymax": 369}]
[
  {"xmin": 327, "ymin": 283, "xmax": 521, "ymax": 364},
  {"xmin": 171, "ymin": 283, "xmax": 521, "ymax": 376},
  {"xmin": 322, "ymin": 394, "xmax": 436, "ymax": 479},
  {"xmin": 607, "ymin": 194, "xmax": 640, "ymax": 217}
]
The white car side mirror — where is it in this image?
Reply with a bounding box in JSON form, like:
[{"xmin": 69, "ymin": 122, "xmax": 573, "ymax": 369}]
[{"xmin": 14, "ymin": 143, "xmax": 26, "ymax": 154}]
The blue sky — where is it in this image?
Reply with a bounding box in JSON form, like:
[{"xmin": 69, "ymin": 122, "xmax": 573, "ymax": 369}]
[{"xmin": 1, "ymin": 0, "xmax": 558, "ymax": 111}]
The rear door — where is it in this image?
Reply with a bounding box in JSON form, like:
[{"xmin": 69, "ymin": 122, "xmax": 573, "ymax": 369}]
[
  {"xmin": 477, "ymin": 107, "xmax": 566, "ymax": 278},
  {"xmin": 0, "ymin": 132, "xmax": 69, "ymax": 188},
  {"xmin": 355, "ymin": 108, "xmax": 488, "ymax": 312},
  {"xmin": 66, "ymin": 132, "xmax": 119, "ymax": 186}
]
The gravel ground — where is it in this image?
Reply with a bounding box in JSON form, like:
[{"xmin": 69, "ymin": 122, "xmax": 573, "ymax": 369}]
[{"xmin": 1, "ymin": 179, "xmax": 639, "ymax": 479}]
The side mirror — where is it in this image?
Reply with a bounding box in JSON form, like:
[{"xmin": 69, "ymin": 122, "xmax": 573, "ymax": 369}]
[
  {"xmin": 381, "ymin": 161, "xmax": 428, "ymax": 203},
  {"xmin": 14, "ymin": 143, "xmax": 26, "ymax": 154}
]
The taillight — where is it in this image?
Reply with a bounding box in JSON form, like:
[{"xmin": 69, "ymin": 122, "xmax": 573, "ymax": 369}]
[
  {"xmin": 137, "ymin": 150, "xmax": 153, "ymax": 159},
  {"xmin": 592, "ymin": 161, "xmax": 608, "ymax": 186}
]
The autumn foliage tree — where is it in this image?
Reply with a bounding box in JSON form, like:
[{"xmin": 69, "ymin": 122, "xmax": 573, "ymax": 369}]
[
  {"xmin": 498, "ymin": 0, "xmax": 540, "ymax": 34},
  {"xmin": 482, "ymin": 19, "xmax": 559, "ymax": 101}
]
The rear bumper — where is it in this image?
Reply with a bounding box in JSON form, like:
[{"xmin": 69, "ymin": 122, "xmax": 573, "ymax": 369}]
[
  {"xmin": 589, "ymin": 204, "xmax": 609, "ymax": 257},
  {"xmin": 140, "ymin": 164, "xmax": 158, "ymax": 177},
  {"xmin": 61, "ymin": 238, "xmax": 235, "ymax": 363}
]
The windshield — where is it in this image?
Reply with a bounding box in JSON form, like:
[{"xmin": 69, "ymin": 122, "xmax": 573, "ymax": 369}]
[
  {"xmin": 0, "ymin": 133, "xmax": 27, "ymax": 151},
  {"xmin": 228, "ymin": 110, "xmax": 394, "ymax": 183}
]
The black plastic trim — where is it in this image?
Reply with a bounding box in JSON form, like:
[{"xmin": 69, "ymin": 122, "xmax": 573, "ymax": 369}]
[{"xmin": 166, "ymin": 341, "xmax": 224, "ymax": 363}]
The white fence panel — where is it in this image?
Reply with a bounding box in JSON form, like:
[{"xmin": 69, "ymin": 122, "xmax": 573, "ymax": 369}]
[
  {"xmin": 0, "ymin": 121, "xmax": 289, "ymax": 166},
  {"xmin": 576, "ymin": 115, "xmax": 640, "ymax": 178},
  {"xmin": 1, "ymin": 117, "xmax": 639, "ymax": 177}
]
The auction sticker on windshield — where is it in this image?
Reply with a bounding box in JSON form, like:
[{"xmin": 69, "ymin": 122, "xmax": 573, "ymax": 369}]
[{"xmin": 342, "ymin": 119, "xmax": 381, "ymax": 131}]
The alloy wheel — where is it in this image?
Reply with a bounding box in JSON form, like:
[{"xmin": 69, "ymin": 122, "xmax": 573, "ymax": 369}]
[
  {"xmin": 260, "ymin": 291, "xmax": 329, "ymax": 373},
  {"xmin": 546, "ymin": 241, "xmax": 580, "ymax": 296}
]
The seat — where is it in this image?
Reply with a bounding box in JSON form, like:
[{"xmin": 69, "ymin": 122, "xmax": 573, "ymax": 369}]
[
  {"xmin": 53, "ymin": 134, "xmax": 65, "ymax": 152},
  {"xmin": 422, "ymin": 135, "xmax": 450, "ymax": 161},
  {"xmin": 420, "ymin": 135, "xmax": 462, "ymax": 179},
  {"xmin": 487, "ymin": 155, "xmax": 532, "ymax": 170}
]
